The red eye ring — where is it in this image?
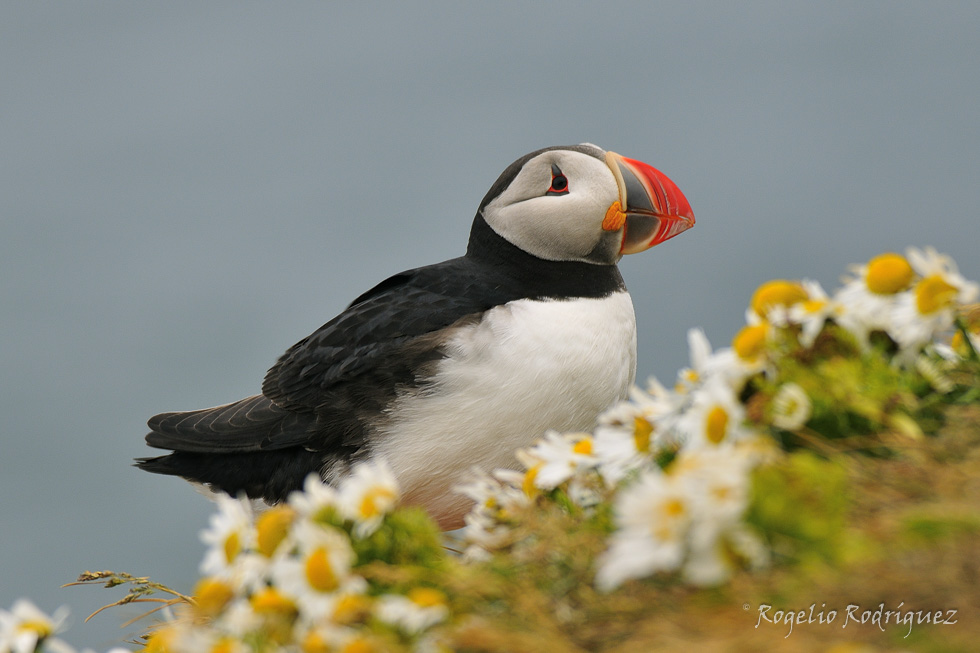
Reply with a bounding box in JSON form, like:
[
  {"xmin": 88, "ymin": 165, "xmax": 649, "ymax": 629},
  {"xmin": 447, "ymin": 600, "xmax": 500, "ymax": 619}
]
[{"xmin": 547, "ymin": 164, "xmax": 569, "ymax": 196}]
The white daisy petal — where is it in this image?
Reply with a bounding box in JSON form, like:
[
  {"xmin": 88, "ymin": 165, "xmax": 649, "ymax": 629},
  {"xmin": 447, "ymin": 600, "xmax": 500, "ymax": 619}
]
[{"xmin": 338, "ymin": 460, "xmax": 400, "ymax": 538}]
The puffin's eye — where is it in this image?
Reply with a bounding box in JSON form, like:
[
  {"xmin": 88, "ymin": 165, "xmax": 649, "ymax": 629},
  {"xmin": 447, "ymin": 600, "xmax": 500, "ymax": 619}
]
[{"xmin": 546, "ymin": 164, "xmax": 569, "ymax": 196}]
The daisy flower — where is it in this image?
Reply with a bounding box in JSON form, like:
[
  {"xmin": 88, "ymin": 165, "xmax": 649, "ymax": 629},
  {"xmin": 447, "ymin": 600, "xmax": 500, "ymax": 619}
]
[
  {"xmin": 191, "ymin": 576, "xmax": 237, "ymax": 619},
  {"xmin": 699, "ymin": 319, "xmax": 775, "ymax": 389},
  {"xmin": 834, "ymin": 252, "xmax": 915, "ymax": 348},
  {"xmin": 0, "ymin": 600, "xmax": 71, "ymax": 653},
  {"xmin": 596, "ymin": 445, "xmax": 765, "ymax": 590},
  {"xmin": 327, "ymin": 589, "xmax": 374, "ymax": 626},
  {"xmin": 518, "ymin": 430, "xmax": 599, "ymax": 491},
  {"xmin": 459, "ymin": 513, "xmax": 509, "ymax": 560},
  {"xmin": 255, "ymin": 504, "xmax": 297, "ymax": 559},
  {"xmin": 769, "ymin": 382, "xmax": 812, "ymax": 431},
  {"xmin": 674, "ymin": 328, "xmax": 715, "ymax": 392},
  {"xmin": 298, "ymin": 624, "xmax": 376, "ymax": 653},
  {"xmin": 594, "ymin": 403, "xmax": 658, "ymax": 486},
  {"xmin": 456, "ymin": 467, "xmax": 532, "ymax": 557},
  {"xmin": 199, "ymin": 495, "xmax": 256, "ymax": 578},
  {"xmin": 771, "ymin": 279, "xmax": 845, "ymax": 347},
  {"xmin": 731, "ymin": 319, "xmax": 773, "ymax": 372},
  {"xmin": 212, "ymin": 598, "xmax": 261, "ymax": 640},
  {"xmin": 269, "ymin": 520, "xmax": 360, "ymax": 623},
  {"xmin": 492, "ymin": 465, "xmax": 539, "ymax": 500},
  {"xmin": 288, "ymin": 473, "xmax": 340, "ymax": 520},
  {"xmin": 186, "ymin": 632, "xmax": 249, "ymax": 653},
  {"xmin": 676, "ymin": 447, "xmax": 757, "ymax": 527},
  {"xmin": 891, "ymin": 247, "xmax": 979, "ymax": 353},
  {"xmin": 594, "ymin": 469, "xmax": 690, "ymax": 591},
  {"xmin": 375, "ymin": 587, "xmax": 449, "ymax": 635},
  {"xmin": 950, "ymin": 325, "xmax": 980, "ymax": 359},
  {"xmin": 749, "ymin": 279, "xmax": 809, "ymax": 321},
  {"xmin": 455, "ymin": 467, "xmax": 527, "ymax": 524},
  {"xmin": 675, "ymin": 377, "xmax": 752, "ymax": 449},
  {"xmin": 337, "ymin": 460, "xmax": 400, "ymax": 538},
  {"xmin": 248, "ymin": 585, "xmax": 298, "ymax": 621},
  {"xmin": 454, "ymin": 468, "xmax": 529, "ymax": 560},
  {"xmin": 682, "ymin": 519, "xmax": 768, "ymax": 587},
  {"xmin": 674, "ymin": 326, "xmax": 768, "ymax": 394},
  {"xmin": 669, "ymin": 447, "xmax": 774, "ymax": 586},
  {"xmin": 141, "ymin": 621, "xmax": 216, "ymax": 653}
]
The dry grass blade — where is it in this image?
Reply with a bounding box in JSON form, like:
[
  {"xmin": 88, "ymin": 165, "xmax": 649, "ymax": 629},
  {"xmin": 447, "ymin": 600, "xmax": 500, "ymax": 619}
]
[{"xmin": 63, "ymin": 570, "xmax": 194, "ymax": 623}]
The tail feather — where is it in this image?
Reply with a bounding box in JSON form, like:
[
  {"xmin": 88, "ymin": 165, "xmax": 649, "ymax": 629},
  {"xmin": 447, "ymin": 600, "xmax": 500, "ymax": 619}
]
[
  {"xmin": 145, "ymin": 394, "xmax": 312, "ymax": 453},
  {"xmin": 135, "ymin": 447, "xmax": 325, "ymax": 503}
]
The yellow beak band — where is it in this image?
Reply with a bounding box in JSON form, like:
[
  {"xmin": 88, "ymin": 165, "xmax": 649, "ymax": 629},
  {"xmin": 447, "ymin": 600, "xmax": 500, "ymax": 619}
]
[{"xmin": 602, "ymin": 200, "xmax": 627, "ymax": 231}]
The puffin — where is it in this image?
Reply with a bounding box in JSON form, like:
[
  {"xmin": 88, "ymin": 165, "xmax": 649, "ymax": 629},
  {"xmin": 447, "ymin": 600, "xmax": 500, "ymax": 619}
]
[{"xmin": 136, "ymin": 143, "xmax": 694, "ymax": 528}]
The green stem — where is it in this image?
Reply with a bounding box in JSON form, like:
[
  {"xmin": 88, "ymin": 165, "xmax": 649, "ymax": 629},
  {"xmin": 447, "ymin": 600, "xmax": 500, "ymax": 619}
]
[{"xmin": 955, "ymin": 316, "xmax": 980, "ymax": 362}]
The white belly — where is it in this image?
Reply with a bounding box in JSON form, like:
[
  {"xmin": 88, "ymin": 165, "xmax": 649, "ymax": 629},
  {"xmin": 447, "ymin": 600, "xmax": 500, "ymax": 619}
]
[{"xmin": 373, "ymin": 291, "xmax": 637, "ymax": 526}]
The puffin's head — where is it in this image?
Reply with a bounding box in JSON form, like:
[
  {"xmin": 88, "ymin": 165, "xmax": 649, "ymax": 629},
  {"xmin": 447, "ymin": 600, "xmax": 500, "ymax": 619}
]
[{"xmin": 478, "ymin": 144, "xmax": 695, "ymax": 265}]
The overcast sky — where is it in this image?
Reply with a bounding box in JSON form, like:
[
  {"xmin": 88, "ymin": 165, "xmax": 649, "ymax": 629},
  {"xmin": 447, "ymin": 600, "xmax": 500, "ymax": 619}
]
[{"xmin": 3, "ymin": 3, "xmax": 979, "ymax": 649}]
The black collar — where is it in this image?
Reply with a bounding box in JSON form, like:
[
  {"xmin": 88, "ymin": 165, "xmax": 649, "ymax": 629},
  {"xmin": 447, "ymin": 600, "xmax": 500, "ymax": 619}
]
[{"xmin": 464, "ymin": 214, "xmax": 626, "ymax": 299}]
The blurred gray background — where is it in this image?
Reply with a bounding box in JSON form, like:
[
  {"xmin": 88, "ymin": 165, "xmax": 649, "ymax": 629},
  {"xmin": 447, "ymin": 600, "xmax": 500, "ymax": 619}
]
[{"xmin": 2, "ymin": 2, "xmax": 978, "ymax": 649}]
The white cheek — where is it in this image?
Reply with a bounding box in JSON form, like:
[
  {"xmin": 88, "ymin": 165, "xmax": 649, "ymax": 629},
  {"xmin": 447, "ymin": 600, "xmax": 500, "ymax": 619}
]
[
  {"xmin": 484, "ymin": 181, "xmax": 618, "ymax": 261},
  {"xmin": 495, "ymin": 186, "xmax": 617, "ymax": 261},
  {"xmin": 481, "ymin": 151, "xmax": 619, "ymax": 262}
]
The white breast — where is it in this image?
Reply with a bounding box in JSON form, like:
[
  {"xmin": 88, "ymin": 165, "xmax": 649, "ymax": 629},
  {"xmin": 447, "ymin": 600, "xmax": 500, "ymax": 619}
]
[{"xmin": 373, "ymin": 291, "xmax": 637, "ymax": 526}]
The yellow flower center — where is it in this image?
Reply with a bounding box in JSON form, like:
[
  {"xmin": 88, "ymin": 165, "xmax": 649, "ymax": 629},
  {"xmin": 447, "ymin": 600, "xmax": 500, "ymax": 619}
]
[
  {"xmin": 750, "ymin": 280, "xmax": 808, "ymax": 317},
  {"xmin": 915, "ymin": 274, "xmax": 958, "ymax": 314},
  {"xmin": 408, "ymin": 587, "xmax": 447, "ymax": 608},
  {"xmin": 193, "ymin": 577, "xmax": 235, "ymax": 618},
  {"xmin": 865, "ymin": 252, "xmax": 914, "ymax": 294},
  {"xmin": 633, "ymin": 416, "xmax": 654, "ymax": 453},
  {"xmin": 256, "ymin": 506, "xmax": 296, "ymax": 558},
  {"xmin": 572, "ymin": 438, "xmax": 593, "ymax": 456},
  {"xmin": 18, "ymin": 620, "xmax": 53, "ymax": 640},
  {"xmin": 662, "ymin": 498, "xmax": 686, "ymax": 518},
  {"xmin": 522, "ymin": 463, "xmax": 542, "ymax": 498},
  {"xmin": 210, "ymin": 638, "xmax": 238, "ymax": 653},
  {"xmin": 712, "ymin": 485, "xmax": 733, "ymax": 502},
  {"xmin": 305, "ymin": 546, "xmax": 340, "ymax": 592},
  {"xmin": 651, "ymin": 498, "xmax": 686, "ymax": 541},
  {"xmin": 333, "ymin": 593, "xmax": 372, "ymax": 624},
  {"xmin": 950, "ymin": 329, "xmax": 978, "ymax": 357},
  {"xmin": 951, "ymin": 330, "xmax": 964, "ymax": 349},
  {"xmin": 223, "ymin": 531, "xmax": 241, "ymax": 565},
  {"xmin": 802, "ymin": 299, "xmax": 826, "ymax": 314},
  {"xmin": 733, "ymin": 323, "xmax": 769, "ymax": 361},
  {"xmin": 301, "ymin": 631, "xmax": 332, "ymax": 653},
  {"xmin": 144, "ymin": 627, "xmax": 176, "ymax": 653},
  {"xmin": 705, "ymin": 405, "xmax": 729, "ymax": 444},
  {"xmin": 250, "ymin": 587, "xmax": 297, "ymax": 616},
  {"xmin": 359, "ymin": 486, "xmax": 396, "ymax": 520},
  {"xmin": 341, "ymin": 639, "xmax": 375, "ymax": 653}
]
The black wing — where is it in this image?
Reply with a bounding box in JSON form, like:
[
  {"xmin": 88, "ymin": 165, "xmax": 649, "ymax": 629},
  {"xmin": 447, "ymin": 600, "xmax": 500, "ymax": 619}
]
[
  {"xmin": 144, "ymin": 256, "xmax": 510, "ymax": 456},
  {"xmin": 261, "ymin": 262, "xmax": 495, "ymax": 412},
  {"xmin": 137, "ymin": 217, "xmax": 627, "ymax": 501},
  {"xmin": 144, "ymin": 395, "xmax": 302, "ymax": 452}
]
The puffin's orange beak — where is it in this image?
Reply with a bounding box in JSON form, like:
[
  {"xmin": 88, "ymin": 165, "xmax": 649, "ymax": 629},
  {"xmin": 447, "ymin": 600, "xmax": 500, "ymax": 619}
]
[{"xmin": 602, "ymin": 152, "xmax": 695, "ymax": 254}]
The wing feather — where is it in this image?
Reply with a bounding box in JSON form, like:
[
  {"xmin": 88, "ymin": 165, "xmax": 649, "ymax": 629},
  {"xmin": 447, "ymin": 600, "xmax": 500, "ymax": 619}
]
[
  {"xmin": 147, "ymin": 257, "xmax": 503, "ymax": 456},
  {"xmin": 145, "ymin": 395, "xmax": 311, "ymax": 452},
  {"xmin": 260, "ymin": 258, "xmax": 496, "ymax": 413}
]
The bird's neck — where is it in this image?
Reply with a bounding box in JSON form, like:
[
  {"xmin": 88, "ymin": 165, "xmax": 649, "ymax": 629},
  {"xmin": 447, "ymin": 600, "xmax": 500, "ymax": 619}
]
[{"xmin": 465, "ymin": 214, "xmax": 626, "ymax": 299}]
